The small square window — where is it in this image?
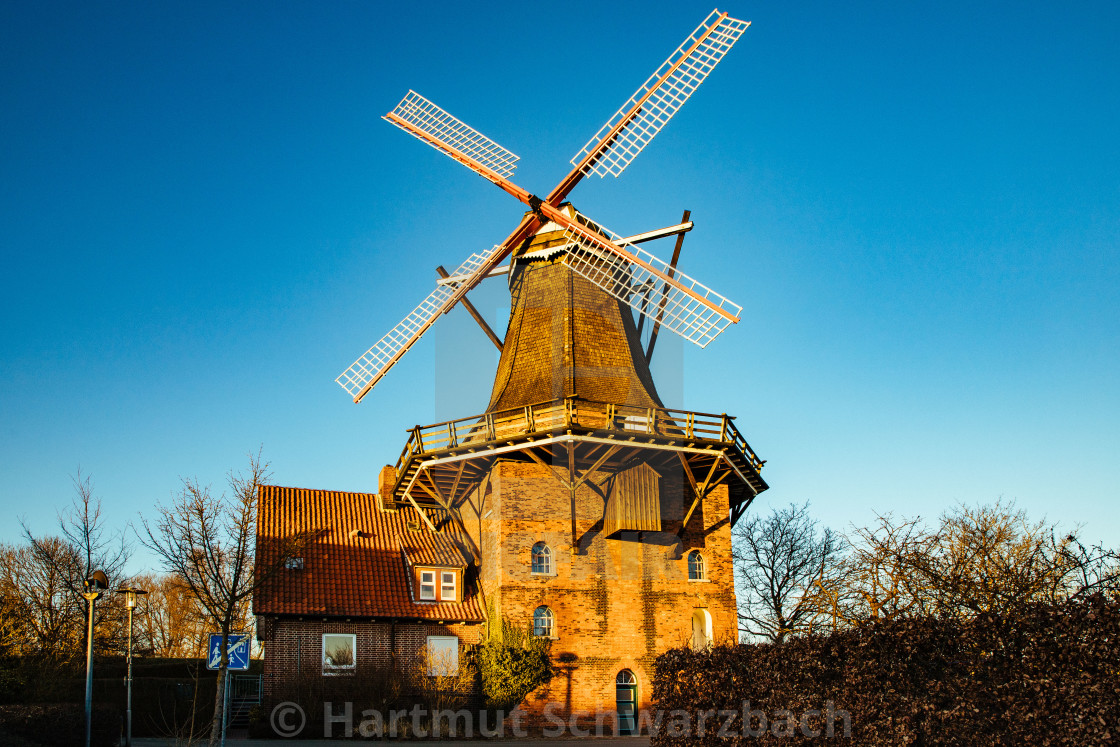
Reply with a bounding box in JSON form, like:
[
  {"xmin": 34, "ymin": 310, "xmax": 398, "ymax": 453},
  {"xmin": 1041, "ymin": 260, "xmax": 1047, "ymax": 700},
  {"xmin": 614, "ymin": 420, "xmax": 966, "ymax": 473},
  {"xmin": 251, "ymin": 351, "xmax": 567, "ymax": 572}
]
[
  {"xmin": 420, "ymin": 570, "xmax": 436, "ymax": 600},
  {"xmin": 441, "ymin": 571, "xmax": 456, "ymax": 601},
  {"xmin": 322, "ymin": 634, "xmax": 356, "ymax": 673},
  {"xmin": 426, "ymin": 635, "xmax": 459, "ymax": 677}
]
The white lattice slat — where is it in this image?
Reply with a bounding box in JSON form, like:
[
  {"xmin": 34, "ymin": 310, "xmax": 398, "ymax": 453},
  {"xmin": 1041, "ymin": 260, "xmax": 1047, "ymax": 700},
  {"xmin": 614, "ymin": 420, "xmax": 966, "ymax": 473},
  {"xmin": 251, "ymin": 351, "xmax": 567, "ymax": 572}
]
[
  {"xmin": 385, "ymin": 91, "xmax": 519, "ymax": 178},
  {"xmin": 571, "ymin": 10, "xmax": 749, "ymax": 179},
  {"xmin": 336, "ymin": 248, "xmax": 499, "ymax": 401},
  {"xmin": 559, "ymin": 213, "xmax": 742, "ymax": 348}
]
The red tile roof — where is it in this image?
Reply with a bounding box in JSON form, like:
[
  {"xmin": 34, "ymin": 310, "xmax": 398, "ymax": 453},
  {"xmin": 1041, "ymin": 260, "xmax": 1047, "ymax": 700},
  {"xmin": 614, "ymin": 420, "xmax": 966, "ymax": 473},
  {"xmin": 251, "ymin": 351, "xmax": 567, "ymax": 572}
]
[
  {"xmin": 400, "ymin": 532, "xmax": 468, "ymax": 569},
  {"xmin": 254, "ymin": 485, "xmax": 484, "ymax": 622}
]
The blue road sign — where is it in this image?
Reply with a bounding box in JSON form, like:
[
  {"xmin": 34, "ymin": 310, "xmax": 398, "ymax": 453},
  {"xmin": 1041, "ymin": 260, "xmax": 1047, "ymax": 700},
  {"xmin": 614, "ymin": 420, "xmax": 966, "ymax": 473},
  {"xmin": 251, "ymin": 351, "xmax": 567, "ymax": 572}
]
[{"xmin": 206, "ymin": 633, "xmax": 250, "ymax": 671}]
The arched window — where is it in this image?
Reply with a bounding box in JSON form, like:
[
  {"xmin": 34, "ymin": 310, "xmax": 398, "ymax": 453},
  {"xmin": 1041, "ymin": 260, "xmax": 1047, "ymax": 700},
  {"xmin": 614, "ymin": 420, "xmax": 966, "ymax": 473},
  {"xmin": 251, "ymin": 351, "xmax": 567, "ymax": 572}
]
[
  {"xmin": 616, "ymin": 669, "xmax": 637, "ymax": 735},
  {"xmin": 531, "ymin": 542, "xmax": 552, "ymax": 575},
  {"xmin": 533, "ymin": 606, "xmax": 554, "ymax": 637},
  {"xmin": 688, "ymin": 550, "xmax": 706, "ymax": 581}
]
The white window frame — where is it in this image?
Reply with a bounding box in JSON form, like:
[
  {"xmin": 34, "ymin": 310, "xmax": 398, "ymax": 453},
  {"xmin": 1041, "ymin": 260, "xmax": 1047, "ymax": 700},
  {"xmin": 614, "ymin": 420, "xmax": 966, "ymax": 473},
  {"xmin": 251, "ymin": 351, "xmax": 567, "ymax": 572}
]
[
  {"xmin": 441, "ymin": 570, "xmax": 456, "ymax": 601},
  {"xmin": 322, "ymin": 633, "xmax": 356, "ymax": 674},
  {"xmin": 688, "ymin": 550, "xmax": 707, "ymax": 581},
  {"xmin": 531, "ymin": 542, "xmax": 553, "ymax": 575},
  {"xmin": 426, "ymin": 635, "xmax": 459, "ymax": 677},
  {"xmin": 533, "ymin": 605, "xmax": 555, "ymax": 638},
  {"xmin": 419, "ymin": 570, "xmax": 436, "ymax": 600}
]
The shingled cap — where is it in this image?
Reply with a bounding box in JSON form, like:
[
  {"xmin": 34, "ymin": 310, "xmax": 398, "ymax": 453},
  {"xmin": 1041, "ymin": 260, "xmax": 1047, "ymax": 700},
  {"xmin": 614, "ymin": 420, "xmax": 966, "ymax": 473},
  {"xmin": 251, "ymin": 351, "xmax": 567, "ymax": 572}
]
[
  {"xmin": 488, "ymin": 208, "xmax": 664, "ymax": 412},
  {"xmin": 254, "ymin": 486, "xmax": 484, "ymax": 621}
]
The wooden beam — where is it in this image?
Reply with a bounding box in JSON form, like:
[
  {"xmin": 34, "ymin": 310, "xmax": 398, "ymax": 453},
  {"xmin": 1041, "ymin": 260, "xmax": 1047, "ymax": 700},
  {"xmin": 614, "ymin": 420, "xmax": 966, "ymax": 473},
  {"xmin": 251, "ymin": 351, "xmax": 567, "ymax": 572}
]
[
  {"xmin": 404, "ymin": 492, "xmax": 438, "ymax": 532},
  {"xmin": 697, "ymin": 456, "xmax": 723, "ymax": 496},
  {"xmin": 677, "ymin": 452, "xmax": 701, "ymax": 498},
  {"xmin": 447, "ymin": 460, "xmax": 467, "ymax": 506},
  {"xmin": 646, "ymin": 209, "xmax": 691, "ymax": 363},
  {"xmin": 416, "ymin": 471, "xmax": 482, "ymax": 562},
  {"xmin": 678, "ymin": 452, "xmax": 725, "ymax": 537},
  {"xmin": 572, "ymin": 445, "xmax": 621, "ymax": 491},
  {"xmin": 526, "ymin": 448, "xmax": 571, "ymax": 489},
  {"xmin": 436, "ymin": 265, "xmax": 504, "ymax": 352},
  {"xmin": 434, "ymin": 221, "xmax": 693, "ymax": 286},
  {"xmin": 568, "ymin": 441, "xmax": 578, "ymax": 550}
]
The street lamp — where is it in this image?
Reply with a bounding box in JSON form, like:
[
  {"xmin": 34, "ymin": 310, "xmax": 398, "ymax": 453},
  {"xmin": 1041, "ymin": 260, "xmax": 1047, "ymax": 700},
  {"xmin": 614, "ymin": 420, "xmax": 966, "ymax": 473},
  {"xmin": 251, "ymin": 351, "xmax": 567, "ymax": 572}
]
[
  {"xmin": 116, "ymin": 587, "xmax": 148, "ymax": 747},
  {"xmin": 82, "ymin": 570, "xmax": 109, "ymax": 747}
]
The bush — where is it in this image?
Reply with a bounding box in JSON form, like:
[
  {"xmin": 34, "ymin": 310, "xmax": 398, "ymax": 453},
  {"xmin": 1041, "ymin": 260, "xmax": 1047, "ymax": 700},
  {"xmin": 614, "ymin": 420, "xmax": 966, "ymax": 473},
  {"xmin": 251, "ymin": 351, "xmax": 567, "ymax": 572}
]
[
  {"xmin": 651, "ymin": 595, "xmax": 1120, "ymax": 745},
  {"xmin": 475, "ymin": 618, "xmax": 552, "ymax": 712},
  {"xmin": 0, "ymin": 668, "xmax": 25, "ymax": 704},
  {"xmin": 0, "ymin": 703, "xmax": 121, "ymax": 747}
]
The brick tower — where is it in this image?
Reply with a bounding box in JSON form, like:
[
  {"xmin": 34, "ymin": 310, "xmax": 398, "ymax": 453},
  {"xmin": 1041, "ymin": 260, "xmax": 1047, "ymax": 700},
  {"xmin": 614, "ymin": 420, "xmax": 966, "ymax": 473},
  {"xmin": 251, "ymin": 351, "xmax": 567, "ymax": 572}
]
[{"xmin": 378, "ymin": 211, "xmax": 768, "ymax": 728}]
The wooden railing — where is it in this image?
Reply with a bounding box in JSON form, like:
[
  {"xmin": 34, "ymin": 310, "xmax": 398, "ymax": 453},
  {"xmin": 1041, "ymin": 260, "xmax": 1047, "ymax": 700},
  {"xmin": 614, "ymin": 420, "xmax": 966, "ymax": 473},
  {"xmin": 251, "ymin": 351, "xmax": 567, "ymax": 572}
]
[{"xmin": 394, "ymin": 397, "xmax": 765, "ymax": 473}]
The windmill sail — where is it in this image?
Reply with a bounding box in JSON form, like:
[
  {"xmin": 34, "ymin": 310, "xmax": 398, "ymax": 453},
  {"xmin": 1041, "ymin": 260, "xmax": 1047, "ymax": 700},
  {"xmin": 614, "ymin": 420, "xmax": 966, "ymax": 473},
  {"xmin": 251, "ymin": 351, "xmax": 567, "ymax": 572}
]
[
  {"xmin": 336, "ymin": 248, "xmax": 499, "ymax": 403},
  {"xmin": 570, "ymin": 10, "xmax": 749, "ymax": 179},
  {"xmin": 558, "ymin": 212, "xmax": 741, "ymax": 347},
  {"xmin": 385, "ymin": 91, "xmax": 520, "ymax": 180}
]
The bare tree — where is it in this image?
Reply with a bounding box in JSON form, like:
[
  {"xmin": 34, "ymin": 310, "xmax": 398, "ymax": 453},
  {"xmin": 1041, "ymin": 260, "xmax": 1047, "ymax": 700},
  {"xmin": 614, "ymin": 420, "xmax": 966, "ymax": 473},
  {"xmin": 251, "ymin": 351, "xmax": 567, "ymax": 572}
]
[
  {"xmin": 15, "ymin": 473, "xmax": 132, "ymax": 659},
  {"xmin": 140, "ymin": 451, "xmax": 300, "ymax": 746},
  {"xmin": 732, "ymin": 502, "xmax": 844, "ymax": 642},
  {"xmin": 839, "ymin": 501, "xmax": 1120, "ymax": 624},
  {"xmin": 130, "ymin": 573, "xmax": 209, "ymax": 659},
  {"xmin": 841, "ymin": 513, "xmax": 937, "ymax": 622},
  {"xmin": 1056, "ymin": 535, "xmax": 1120, "ymax": 600},
  {"xmin": 0, "ymin": 560, "xmax": 30, "ymax": 656}
]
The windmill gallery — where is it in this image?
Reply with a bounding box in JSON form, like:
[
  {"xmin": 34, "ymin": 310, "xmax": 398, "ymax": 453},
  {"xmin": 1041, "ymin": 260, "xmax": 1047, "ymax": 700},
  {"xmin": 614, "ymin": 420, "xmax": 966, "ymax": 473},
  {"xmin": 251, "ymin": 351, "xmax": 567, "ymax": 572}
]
[{"xmin": 253, "ymin": 9, "xmax": 768, "ymax": 733}]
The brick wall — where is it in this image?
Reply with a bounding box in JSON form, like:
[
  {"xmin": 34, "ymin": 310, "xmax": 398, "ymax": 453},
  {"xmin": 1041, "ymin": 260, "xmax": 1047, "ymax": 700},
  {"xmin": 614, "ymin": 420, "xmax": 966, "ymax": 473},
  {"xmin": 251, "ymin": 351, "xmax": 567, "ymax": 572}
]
[
  {"xmin": 260, "ymin": 617, "xmax": 484, "ymax": 705},
  {"xmin": 460, "ymin": 457, "xmax": 738, "ymax": 717}
]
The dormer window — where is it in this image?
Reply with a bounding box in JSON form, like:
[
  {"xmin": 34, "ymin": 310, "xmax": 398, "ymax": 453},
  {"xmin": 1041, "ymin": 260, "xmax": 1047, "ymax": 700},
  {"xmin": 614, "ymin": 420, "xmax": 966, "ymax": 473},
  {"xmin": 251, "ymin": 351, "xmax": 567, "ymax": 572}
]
[
  {"xmin": 420, "ymin": 570, "xmax": 436, "ymax": 600},
  {"xmin": 414, "ymin": 567, "xmax": 460, "ymax": 603},
  {"xmin": 401, "ymin": 534, "xmax": 466, "ymax": 604}
]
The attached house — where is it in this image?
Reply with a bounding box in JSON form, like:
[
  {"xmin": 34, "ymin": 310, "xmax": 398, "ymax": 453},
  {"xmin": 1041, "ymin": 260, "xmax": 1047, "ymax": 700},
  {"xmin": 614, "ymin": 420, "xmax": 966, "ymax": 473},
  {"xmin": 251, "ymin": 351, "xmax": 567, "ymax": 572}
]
[{"xmin": 253, "ymin": 485, "xmax": 485, "ymax": 704}]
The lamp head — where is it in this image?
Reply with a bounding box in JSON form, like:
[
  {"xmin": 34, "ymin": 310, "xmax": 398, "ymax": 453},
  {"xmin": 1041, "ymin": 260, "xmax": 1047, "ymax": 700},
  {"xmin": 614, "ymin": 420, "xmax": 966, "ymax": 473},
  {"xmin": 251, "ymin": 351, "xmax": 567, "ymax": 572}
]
[
  {"xmin": 85, "ymin": 570, "xmax": 109, "ymax": 591},
  {"xmin": 115, "ymin": 587, "xmax": 149, "ymax": 608}
]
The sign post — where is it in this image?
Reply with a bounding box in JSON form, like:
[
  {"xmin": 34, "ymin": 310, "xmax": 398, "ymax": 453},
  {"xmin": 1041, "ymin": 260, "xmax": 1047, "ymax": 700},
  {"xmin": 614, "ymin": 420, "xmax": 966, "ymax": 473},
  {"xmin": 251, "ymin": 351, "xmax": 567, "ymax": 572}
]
[{"xmin": 206, "ymin": 633, "xmax": 250, "ymax": 747}]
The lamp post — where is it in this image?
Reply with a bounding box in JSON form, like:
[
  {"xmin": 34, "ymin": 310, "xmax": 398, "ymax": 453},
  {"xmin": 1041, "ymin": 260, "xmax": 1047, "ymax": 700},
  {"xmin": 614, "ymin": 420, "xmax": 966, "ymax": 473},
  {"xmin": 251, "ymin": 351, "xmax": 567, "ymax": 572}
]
[
  {"xmin": 116, "ymin": 587, "xmax": 148, "ymax": 747},
  {"xmin": 82, "ymin": 570, "xmax": 109, "ymax": 747}
]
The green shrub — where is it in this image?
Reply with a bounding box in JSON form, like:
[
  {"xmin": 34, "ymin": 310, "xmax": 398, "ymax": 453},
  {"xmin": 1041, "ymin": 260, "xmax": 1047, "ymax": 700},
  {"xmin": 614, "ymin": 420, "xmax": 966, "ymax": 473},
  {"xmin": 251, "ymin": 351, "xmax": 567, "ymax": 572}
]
[{"xmin": 475, "ymin": 617, "xmax": 552, "ymax": 712}]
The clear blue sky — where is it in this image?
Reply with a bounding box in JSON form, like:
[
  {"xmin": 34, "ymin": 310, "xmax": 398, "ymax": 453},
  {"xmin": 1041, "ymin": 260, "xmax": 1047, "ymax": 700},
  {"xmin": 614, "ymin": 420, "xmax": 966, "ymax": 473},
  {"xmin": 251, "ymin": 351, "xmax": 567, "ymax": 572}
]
[{"xmin": 2, "ymin": 1, "xmax": 1118, "ymax": 569}]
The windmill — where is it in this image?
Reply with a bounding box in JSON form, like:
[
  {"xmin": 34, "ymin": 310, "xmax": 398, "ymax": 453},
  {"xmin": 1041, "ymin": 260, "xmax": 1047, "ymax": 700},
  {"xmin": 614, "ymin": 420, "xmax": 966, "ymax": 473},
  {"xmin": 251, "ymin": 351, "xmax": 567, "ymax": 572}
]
[
  {"xmin": 338, "ymin": 9, "xmax": 768, "ymax": 546},
  {"xmin": 337, "ymin": 9, "xmax": 750, "ymax": 405}
]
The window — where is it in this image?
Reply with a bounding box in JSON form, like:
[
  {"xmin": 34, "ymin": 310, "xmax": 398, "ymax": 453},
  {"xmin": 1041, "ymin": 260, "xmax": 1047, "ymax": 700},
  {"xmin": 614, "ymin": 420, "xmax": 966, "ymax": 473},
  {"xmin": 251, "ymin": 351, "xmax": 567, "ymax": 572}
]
[
  {"xmin": 284, "ymin": 556, "xmax": 304, "ymax": 570},
  {"xmin": 420, "ymin": 570, "xmax": 436, "ymax": 600},
  {"xmin": 441, "ymin": 570, "xmax": 456, "ymax": 601},
  {"xmin": 322, "ymin": 634, "xmax": 356, "ymax": 673},
  {"xmin": 616, "ymin": 670, "xmax": 638, "ymax": 735},
  {"xmin": 427, "ymin": 635, "xmax": 459, "ymax": 677},
  {"xmin": 531, "ymin": 542, "xmax": 552, "ymax": 575},
  {"xmin": 533, "ymin": 606, "xmax": 554, "ymax": 638},
  {"xmin": 688, "ymin": 550, "xmax": 706, "ymax": 581}
]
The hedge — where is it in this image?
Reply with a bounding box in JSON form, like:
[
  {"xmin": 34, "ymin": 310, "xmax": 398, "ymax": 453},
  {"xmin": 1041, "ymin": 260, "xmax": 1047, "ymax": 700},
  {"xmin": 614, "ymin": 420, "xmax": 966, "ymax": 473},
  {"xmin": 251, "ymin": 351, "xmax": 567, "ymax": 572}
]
[
  {"xmin": 0, "ymin": 703, "xmax": 121, "ymax": 747},
  {"xmin": 652, "ymin": 595, "xmax": 1120, "ymax": 745}
]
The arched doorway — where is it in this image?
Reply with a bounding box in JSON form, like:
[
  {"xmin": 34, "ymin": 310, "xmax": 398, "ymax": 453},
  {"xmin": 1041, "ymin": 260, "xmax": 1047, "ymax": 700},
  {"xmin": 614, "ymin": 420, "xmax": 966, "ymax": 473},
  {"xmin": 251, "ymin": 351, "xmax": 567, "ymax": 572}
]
[
  {"xmin": 691, "ymin": 608, "xmax": 712, "ymax": 651},
  {"xmin": 616, "ymin": 669, "xmax": 637, "ymax": 735}
]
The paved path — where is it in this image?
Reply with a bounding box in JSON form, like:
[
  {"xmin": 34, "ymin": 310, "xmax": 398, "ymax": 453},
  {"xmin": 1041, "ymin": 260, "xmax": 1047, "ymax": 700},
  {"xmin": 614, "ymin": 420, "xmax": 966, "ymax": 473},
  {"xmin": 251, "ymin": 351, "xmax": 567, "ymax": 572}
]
[{"xmin": 134, "ymin": 739, "xmax": 650, "ymax": 746}]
